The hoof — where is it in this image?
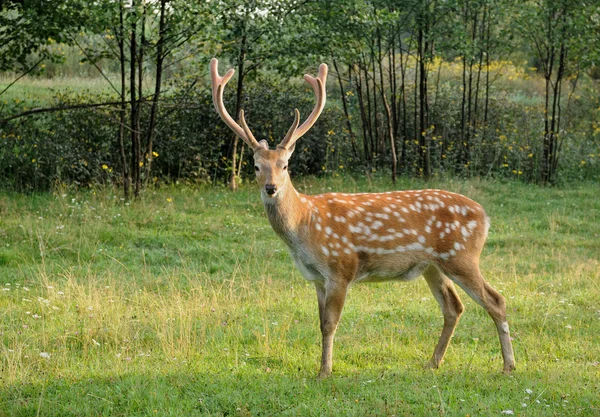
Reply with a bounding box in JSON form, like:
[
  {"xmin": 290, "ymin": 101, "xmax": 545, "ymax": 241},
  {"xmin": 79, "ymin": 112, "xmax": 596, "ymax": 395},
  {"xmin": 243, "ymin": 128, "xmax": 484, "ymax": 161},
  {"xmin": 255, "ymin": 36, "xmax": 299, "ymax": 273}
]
[
  {"xmin": 317, "ymin": 370, "xmax": 332, "ymax": 379},
  {"xmin": 425, "ymin": 358, "xmax": 441, "ymax": 370},
  {"xmin": 503, "ymin": 363, "xmax": 516, "ymax": 374}
]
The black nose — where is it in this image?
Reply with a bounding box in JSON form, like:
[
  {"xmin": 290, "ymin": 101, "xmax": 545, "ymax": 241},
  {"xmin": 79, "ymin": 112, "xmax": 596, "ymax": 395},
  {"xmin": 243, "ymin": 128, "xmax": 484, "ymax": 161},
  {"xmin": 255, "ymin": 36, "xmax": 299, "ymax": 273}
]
[{"xmin": 265, "ymin": 184, "xmax": 277, "ymax": 195}]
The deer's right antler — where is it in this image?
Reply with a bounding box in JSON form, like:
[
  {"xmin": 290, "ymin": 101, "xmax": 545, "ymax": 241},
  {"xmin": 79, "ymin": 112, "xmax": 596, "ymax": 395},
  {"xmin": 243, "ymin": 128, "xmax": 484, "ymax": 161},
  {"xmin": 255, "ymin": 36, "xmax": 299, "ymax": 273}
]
[
  {"xmin": 210, "ymin": 58, "xmax": 263, "ymax": 151},
  {"xmin": 277, "ymin": 63, "xmax": 328, "ymax": 151}
]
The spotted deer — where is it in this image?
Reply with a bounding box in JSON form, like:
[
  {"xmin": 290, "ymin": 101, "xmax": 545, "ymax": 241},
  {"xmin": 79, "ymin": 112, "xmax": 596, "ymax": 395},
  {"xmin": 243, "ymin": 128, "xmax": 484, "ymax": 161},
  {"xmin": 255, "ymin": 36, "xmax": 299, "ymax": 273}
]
[{"xmin": 210, "ymin": 58, "xmax": 515, "ymax": 378}]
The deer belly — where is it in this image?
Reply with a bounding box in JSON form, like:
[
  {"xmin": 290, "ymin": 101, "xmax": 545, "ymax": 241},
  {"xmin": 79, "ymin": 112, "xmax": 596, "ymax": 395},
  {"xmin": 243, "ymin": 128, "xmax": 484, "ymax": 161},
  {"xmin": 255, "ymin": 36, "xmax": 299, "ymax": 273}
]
[{"xmin": 355, "ymin": 262, "xmax": 429, "ymax": 284}]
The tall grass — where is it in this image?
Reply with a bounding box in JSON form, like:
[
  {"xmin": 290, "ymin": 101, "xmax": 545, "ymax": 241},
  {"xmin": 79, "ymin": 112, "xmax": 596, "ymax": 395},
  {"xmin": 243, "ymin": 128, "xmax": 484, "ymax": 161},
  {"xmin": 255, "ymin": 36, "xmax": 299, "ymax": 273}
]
[{"xmin": 1, "ymin": 177, "xmax": 599, "ymax": 416}]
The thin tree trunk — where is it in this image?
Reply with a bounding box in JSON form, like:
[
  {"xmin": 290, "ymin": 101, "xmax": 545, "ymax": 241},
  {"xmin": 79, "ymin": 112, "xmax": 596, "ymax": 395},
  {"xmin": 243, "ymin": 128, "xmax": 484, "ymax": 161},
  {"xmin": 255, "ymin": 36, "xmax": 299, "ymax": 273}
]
[
  {"xmin": 362, "ymin": 57, "xmax": 375, "ymax": 160},
  {"xmin": 549, "ymin": 41, "xmax": 566, "ymax": 184},
  {"xmin": 134, "ymin": 3, "xmax": 146, "ymax": 196},
  {"xmin": 398, "ymin": 33, "xmax": 409, "ymax": 172},
  {"xmin": 129, "ymin": 2, "xmax": 139, "ymax": 198},
  {"xmin": 370, "ymin": 40, "xmax": 381, "ymax": 165},
  {"xmin": 375, "ymin": 20, "xmax": 397, "ymax": 183},
  {"xmin": 353, "ymin": 65, "xmax": 371, "ymax": 162},
  {"xmin": 118, "ymin": 0, "xmax": 130, "ymax": 199},
  {"xmin": 332, "ymin": 58, "xmax": 358, "ymax": 158},
  {"xmin": 389, "ymin": 27, "xmax": 398, "ymax": 139},
  {"xmin": 417, "ymin": 15, "xmax": 431, "ymax": 179},
  {"xmin": 230, "ymin": 31, "xmax": 247, "ymax": 191},
  {"xmin": 145, "ymin": 0, "xmax": 167, "ymax": 184}
]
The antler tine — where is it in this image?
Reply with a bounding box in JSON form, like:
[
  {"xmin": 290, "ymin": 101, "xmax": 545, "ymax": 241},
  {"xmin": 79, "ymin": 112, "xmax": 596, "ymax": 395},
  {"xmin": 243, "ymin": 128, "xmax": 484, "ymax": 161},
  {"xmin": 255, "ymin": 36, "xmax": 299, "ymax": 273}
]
[
  {"xmin": 278, "ymin": 63, "xmax": 328, "ymax": 150},
  {"xmin": 210, "ymin": 58, "xmax": 262, "ymax": 151},
  {"xmin": 277, "ymin": 108, "xmax": 301, "ymax": 150},
  {"xmin": 239, "ymin": 109, "xmax": 259, "ymax": 146}
]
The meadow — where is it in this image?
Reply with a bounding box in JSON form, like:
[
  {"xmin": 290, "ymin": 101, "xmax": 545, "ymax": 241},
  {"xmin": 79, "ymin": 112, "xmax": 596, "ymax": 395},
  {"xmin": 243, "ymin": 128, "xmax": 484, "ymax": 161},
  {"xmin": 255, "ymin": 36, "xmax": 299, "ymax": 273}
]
[{"xmin": 0, "ymin": 177, "xmax": 599, "ymax": 416}]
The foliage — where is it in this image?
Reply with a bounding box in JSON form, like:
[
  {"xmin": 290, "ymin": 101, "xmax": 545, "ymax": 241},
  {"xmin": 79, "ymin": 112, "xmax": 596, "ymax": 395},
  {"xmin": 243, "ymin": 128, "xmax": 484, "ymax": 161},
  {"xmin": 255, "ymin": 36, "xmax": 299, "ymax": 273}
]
[
  {"xmin": 0, "ymin": 0, "xmax": 599, "ymax": 191},
  {"xmin": 0, "ymin": 72, "xmax": 351, "ymax": 189},
  {"xmin": 0, "ymin": 0, "xmax": 86, "ymax": 72}
]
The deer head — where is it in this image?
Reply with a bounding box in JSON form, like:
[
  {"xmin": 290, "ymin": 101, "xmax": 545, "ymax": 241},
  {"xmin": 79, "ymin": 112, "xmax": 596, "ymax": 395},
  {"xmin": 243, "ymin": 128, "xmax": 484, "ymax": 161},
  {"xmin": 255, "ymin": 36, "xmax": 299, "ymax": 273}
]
[{"xmin": 209, "ymin": 58, "xmax": 327, "ymax": 200}]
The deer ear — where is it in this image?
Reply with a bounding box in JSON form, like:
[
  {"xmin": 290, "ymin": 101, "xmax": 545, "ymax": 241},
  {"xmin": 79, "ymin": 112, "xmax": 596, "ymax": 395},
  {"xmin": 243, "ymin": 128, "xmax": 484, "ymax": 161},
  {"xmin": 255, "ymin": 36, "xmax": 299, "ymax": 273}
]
[{"xmin": 258, "ymin": 140, "xmax": 269, "ymax": 150}]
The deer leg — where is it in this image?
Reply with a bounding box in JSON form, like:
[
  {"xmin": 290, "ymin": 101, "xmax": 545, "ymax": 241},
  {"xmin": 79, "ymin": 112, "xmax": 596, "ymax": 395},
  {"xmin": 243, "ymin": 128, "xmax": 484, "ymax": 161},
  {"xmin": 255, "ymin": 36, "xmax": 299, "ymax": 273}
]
[
  {"xmin": 443, "ymin": 263, "xmax": 516, "ymax": 373},
  {"xmin": 315, "ymin": 281, "xmax": 348, "ymax": 378},
  {"xmin": 423, "ymin": 265, "xmax": 465, "ymax": 369}
]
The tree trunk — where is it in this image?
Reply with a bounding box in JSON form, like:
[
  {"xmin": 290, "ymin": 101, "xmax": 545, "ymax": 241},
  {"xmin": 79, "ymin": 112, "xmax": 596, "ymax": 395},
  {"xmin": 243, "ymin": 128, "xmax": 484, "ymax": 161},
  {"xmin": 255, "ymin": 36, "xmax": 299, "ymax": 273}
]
[
  {"xmin": 362, "ymin": 57, "xmax": 375, "ymax": 160},
  {"xmin": 417, "ymin": 16, "xmax": 431, "ymax": 179},
  {"xmin": 118, "ymin": 0, "xmax": 130, "ymax": 199},
  {"xmin": 129, "ymin": 2, "xmax": 139, "ymax": 198},
  {"xmin": 375, "ymin": 20, "xmax": 397, "ymax": 183},
  {"xmin": 144, "ymin": 0, "xmax": 167, "ymax": 184},
  {"xmin": 134, "ymin": 2, "xmax": 145, "ymax": 197},
  {"xmin": 229, "ymin": 31, "xmax": 247, "ymax": 191},
  {"xmin": 332, "ymin": 58, "xmax": 358, "ymax": 158},
  {"xmin": 353, "ymin": 65, "xmax": 371, "ymax": 163}
]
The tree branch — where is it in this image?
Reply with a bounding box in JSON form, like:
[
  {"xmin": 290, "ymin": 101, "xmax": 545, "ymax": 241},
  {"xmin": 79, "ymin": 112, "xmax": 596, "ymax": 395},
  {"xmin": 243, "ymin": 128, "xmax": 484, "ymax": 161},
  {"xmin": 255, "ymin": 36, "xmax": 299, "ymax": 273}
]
[{"xmin": 0, "ymin": 56, "xmax": 46, "ymax": 99}]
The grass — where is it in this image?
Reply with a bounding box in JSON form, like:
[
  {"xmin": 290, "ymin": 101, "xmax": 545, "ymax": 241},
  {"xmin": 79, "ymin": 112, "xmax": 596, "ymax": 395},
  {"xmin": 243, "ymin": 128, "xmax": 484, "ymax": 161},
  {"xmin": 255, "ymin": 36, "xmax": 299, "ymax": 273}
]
[
  {"xmin": 0, "ymin": 177, "xmax": 599, "ymax": 416},
  {"xmin": 0, "ymin": 76, "xmax": 117, "ymax": 109}
]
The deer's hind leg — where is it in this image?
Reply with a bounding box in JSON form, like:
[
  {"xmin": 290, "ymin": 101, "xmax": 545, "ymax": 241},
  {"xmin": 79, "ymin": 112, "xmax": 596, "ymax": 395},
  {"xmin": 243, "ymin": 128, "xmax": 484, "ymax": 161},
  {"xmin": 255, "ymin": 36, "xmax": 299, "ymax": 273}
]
[
  {"xmin": 441, "ymin": 261, "xmax": 516, "ymax": 373},
  {"xmin": 422, "ymin": 264, "xmax": 465, "ymax": 369}
]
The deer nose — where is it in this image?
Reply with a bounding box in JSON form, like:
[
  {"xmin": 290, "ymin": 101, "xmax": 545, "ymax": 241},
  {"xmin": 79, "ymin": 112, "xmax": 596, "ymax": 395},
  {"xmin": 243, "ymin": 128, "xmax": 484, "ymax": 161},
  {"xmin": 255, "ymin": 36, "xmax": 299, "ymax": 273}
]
[{"xmin": 265, "ymin": 184, "xmax": 277, "ymax": 195}]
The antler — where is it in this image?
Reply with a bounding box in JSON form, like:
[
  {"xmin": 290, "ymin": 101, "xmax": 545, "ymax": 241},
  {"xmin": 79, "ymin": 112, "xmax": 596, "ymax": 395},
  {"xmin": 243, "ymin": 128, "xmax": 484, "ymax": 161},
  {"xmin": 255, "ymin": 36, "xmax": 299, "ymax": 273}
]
[
  {"xmin": 277, "ymin": 63, "xmax": 328, "ymax": 151},
  {"xmin": 210, "ymin": 58, "xmax": 263, "ymax": 151}
]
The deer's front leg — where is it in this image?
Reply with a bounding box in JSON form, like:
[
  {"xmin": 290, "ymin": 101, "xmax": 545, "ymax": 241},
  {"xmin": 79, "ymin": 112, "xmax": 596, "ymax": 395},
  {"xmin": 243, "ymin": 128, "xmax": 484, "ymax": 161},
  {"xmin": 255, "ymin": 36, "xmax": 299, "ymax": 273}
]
[{"xmin": 315, "ymin": 281, "xmax": 348, "ymax": 378}]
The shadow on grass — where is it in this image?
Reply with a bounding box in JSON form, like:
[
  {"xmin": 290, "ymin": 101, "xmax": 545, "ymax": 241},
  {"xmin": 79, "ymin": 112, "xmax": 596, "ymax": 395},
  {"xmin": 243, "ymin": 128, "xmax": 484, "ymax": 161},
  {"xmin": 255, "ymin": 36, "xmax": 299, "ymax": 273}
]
[
  {"xmin": 0, "ymin": 365, "xmax": 485, "ymax": 417},
  {"xmin": 0, "ymin": 364, "xmax": 553, "ymax": 417}
]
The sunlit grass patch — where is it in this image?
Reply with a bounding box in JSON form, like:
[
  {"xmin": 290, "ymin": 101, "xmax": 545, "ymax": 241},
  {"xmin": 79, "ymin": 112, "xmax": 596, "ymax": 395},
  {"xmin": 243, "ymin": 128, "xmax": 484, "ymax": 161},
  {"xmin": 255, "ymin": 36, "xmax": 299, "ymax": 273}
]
[{"xmin": 0, "ymin": 178, "xmax": 599, "ymax": 416}]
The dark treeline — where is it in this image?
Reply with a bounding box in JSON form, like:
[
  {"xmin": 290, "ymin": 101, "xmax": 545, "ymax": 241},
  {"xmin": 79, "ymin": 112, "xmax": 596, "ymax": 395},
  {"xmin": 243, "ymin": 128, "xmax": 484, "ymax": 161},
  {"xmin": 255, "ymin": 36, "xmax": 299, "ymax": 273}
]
[{"xmin": 0, "ymin": 0, "xmax": 599, "ymax": 195}]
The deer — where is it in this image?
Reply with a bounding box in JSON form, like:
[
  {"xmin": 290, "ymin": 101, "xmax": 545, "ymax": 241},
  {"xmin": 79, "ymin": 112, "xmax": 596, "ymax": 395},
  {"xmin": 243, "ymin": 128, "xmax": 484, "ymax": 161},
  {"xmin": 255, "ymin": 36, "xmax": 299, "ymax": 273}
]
[{"xmin": 209, "ymin": 58, "xmax": 516, "ymax": 378}]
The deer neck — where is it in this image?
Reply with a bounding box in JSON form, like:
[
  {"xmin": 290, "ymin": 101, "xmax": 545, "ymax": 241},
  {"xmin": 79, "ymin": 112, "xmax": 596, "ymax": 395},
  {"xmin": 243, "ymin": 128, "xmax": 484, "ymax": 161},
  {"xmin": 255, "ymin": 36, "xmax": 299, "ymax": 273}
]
[{"xmin": 262, "ymin": 182, "xmax": 309, "ymax": 246}]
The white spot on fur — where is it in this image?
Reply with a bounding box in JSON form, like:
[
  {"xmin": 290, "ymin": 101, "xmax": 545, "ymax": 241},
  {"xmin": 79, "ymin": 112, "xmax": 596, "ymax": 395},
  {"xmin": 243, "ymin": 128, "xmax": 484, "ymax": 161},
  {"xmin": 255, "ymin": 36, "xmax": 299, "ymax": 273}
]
[
  {"xmin": 461, "ymin": 226, "xmax": 469, "ymax": 238},
  {"xmin": 321, "ymin": 246, "xmax": 329, "ymax": 256},
  {"xmin": 349, "ymin": 225, "xmax": 363, "ymax": 234},
  {"xmin": 371, "ymin": 220, "xmax": 384, "ymax": 230},
  {"xmin": 406, "ymin": 242, "xmax": 424, "ymax": 251}
]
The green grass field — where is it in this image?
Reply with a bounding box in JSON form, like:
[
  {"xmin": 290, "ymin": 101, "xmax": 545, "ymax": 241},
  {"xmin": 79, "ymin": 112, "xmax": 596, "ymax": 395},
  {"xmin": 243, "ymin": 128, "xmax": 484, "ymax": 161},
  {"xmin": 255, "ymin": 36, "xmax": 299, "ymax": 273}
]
[{"xmin": 1, "ymin": 177, "xmax": 599, "ymax": 416}]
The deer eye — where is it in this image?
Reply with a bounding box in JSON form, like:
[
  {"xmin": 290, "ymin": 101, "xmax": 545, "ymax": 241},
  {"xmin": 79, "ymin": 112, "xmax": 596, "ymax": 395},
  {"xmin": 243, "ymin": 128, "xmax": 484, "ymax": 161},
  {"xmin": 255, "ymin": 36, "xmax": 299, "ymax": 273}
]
[
  {"xmin": 282, "ymin": 165, "xmax": 288, "ymax": 171},
  {"xmin": 254, "ymin": 165, "xmax": 260, "ymax": 172}
]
